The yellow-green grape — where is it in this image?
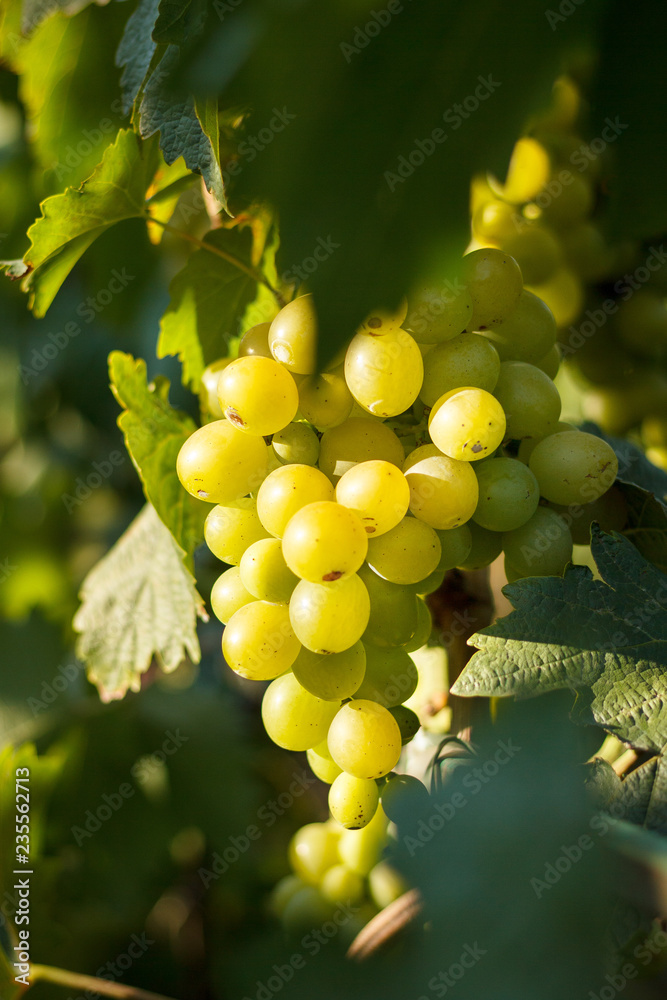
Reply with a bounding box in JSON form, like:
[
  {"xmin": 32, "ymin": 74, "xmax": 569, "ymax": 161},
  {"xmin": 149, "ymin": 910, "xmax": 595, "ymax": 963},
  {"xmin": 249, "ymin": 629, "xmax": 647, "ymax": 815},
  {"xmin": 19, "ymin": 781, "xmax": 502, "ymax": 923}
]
[
  {"xmin": 222, "ymin": 601, "xmax": 300, "ymax": 680},
  {"xmin": 490, "ymin": 137, "xmax": 551, "ymax": 203},
  {"xmin": 502, "ymin": 507, "xmax": 573, "ymax": 578},
  {"xmin": 408, "ymin": 568, "xmax": 444, "ymax": 596},
  {"xmin": 204, "ymin": 498, "xmax": 269, "ymax": 565},
  {"xmin": 473, "ymin": 457, "xmax": 540, "ymax": 532},
  {"xmin": 272, "ymin": 422, "xmax": 320, "ymax": 466},
  {"xmin": 517, "ymin": 421, "xmax": 577, "ymax": 465},
  {"xmin": 289, "ymin": 823, "xmax": 340, "ymax": 885},
  {"xmin": 199, "ymin": 358, "xmax": 230, "ymax": 418},
  {"xmin": 329, "ymin": 773, "xmax": 380, "ymax": 830},
  {"xmin": 354, "ymin": 644, "xmax": 417, "ymax": 707},
  {"xmin": 292, "ymin": 642, "xmax": 366, "ymax": 701},
  {"xmin": 403, "ymin": 447, "xmax": 479, "ymax": 529},
  {"xmin": 533, "ymin": 344, "xmax": 561, "ymax": 380},
  {"xmin": 529, "ymin": 431, "xmax": 618, "ymax": 505},
  {"xmin": 239, "ymin": 538, "xmax": 299, "ymax": 603},
  {"xmin": 210, "ymin": 566, "xmax": 254, "ymax": 624},
  {"xmin": 493, "ymin": 361, "xmax": 561, "ymax": 440},
  {"xmin": 581, "ymin": 375, "xmax": 667, "ymax": 436},
  {"xmin": 268, "ymin": 294, "xmax": 318, "ymax": 373},
  {"xmin": 381, "ymin": 773, "xmax": 429, "ymax": 823},
  {"xmin": 238, "ymin": 322, "xmax": 272, "ymax": 358},
  {"xmin": 290, "ymin": 574, "xmax": 370, "ymax": 654},
  {"xmin": 338, "ymin": 804, "xmax": 388, "ymax": 875},
  {"xmin": 262, "ymin": 674, "xmax": 340, "ymax": 751},
  {"xmin": 320, "ymin": 865, "xmax": 365, "ymax": 906},
  {"xmin": 643, "ymin": 416, "xmax": 667, "ymax": 448},
  {"xmin": 367, "ymin": 516, "xmax": 441, "ymax": 585},
  {"xmin": 405, "ymin": 284, "xmax": 473, "ymax": 344},
  {"xmin": 472, "ymin": 199, "xmax": 521, "ymax": 243},
  {"xmin": 335, "ymin": 460, "xmax": 410, "ymax": 537},
  {"xmin": 614, "ymin": 289, "xmax": 667, "ymax": 360},
  {"xmin": 357, "ymin": 297, "xmax": 408, "ymax": 336},
  {"xmin": 557, "ymin": 485, "xmax": 628, "ymax": 545},
  {"xmin": 217, "ymin": 356, "xmax": 298, "ymax": 436},
  {"xmin": 358, "ymin": 563, "xmax": 420, "ymax": 649},
  {"xmin": 307, "ymin": 743, "xmax": 343, "ymax": 784},
  {"xmin": 458, "ymin": 522, "xmax": 503, "ymax": 570},
  {"xmin": 540, "ymin": 174, "xmax": 594, "ymax": 229},
  {"xmin": 526, "ymin": 267, "xmax": 583, "ymax": 328},
  {"xmin": 419, "ymin": 333, "xmax": 500, "ymax": 407},
  {"xmin": 403, "ymin": 598, "xmax": 433, "ymax": 652},
  {"xmin": 483, "ymin": 290, "xmax": 557, "ymax": 363},
  {"xmin": 388, "ymin": 706, "xmax": 421, "ymax": 745},
  {"xmin": 560, "ymin": 223, "xmax": 611, "ymax": 282},
  {"xmin": 344, "ymin": 329, "xmax": 424, "ymax": 417},
  {"xmin": 319, "ymin": 418, "xmax": 405, "ymax": 483},
  {"xmin": 280, "ymin": 887, "xmax": 334, "ymax": 938},
  {"xmin": 461, "ymin": 248, "xmax": 523, "ymax": 329},
  {"xmin": 282, "ymin": 501, "xmax": 368, "ymax": 582},
  {"xmin": 436, "ymin": 524, "xmax": 473, "ymax": 571},
  {"xmin": 368, "ymin": 862, "xmax": 408, "ymax": 909},
  {"xmin": 499, "ymin": 226, "xmax": 562, "ymax": 286},
  {"xmin": 298, "ymin": 370, "xmax": 353, "ymax": 430},
  {"xmin": 256, "ymin": 464, "xmax": 334, "ymax": 537},
  {"xmin": 428, "ymin": 387, "xmax": 506, "ymax": 462},
  {"xmin": 328, "ymin": 700, "xmax": 402, "ymax": 779},
  {"xmin": 268, "ymin": 874, "xmax": 305, "ymax": 918},
  {"xmin": 177, "ymin": 420, "xmax": 268, "ymax": 503}
]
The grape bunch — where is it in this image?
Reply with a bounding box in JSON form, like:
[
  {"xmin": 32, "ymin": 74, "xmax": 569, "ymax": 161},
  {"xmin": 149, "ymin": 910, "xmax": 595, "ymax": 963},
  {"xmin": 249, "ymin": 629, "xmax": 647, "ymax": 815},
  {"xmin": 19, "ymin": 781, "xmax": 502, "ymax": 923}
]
[{"xmin": 176, "ymin": 244, "xmax": 620, "ymax": 844}]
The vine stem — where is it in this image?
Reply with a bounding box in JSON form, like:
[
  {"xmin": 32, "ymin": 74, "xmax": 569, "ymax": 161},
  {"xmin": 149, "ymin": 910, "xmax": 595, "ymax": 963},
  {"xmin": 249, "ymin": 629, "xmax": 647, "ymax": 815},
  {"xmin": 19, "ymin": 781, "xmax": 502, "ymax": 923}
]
[
  {"xmin": 28, "ymin": 964, "xmax": 179, "ymax": 1000},
  {"xmin": 146, "ymin": 216, "xmax": 286, "ymax": 308}
]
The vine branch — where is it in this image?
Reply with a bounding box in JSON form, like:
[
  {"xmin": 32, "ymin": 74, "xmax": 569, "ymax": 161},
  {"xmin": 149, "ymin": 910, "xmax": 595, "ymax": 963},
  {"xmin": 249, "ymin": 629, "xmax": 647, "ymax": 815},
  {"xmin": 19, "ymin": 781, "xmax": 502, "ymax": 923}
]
[{"xmin": 28, "ymin": 964, "xmax": 180, "ymax": 1000}]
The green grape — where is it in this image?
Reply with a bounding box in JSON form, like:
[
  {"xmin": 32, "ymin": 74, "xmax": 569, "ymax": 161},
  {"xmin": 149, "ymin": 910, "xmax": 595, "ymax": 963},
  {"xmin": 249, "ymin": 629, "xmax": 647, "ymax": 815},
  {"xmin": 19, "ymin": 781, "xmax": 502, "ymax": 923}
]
[
  {"xmin": 256, "ymin": 464, "xmax": 334, "ymax": 537},
  {"xmin": 473, "ymin": 457, "xmax": 540, "ymax": 532},
  {"xmin": 281, "ymin": 887, "xmax": 334, "ymax": 937},
  {"xmin": 262, "ymin": 673, "xmax": 340, "ymax": 751},
  {"xmin": 199, "ymin": 358, "xmax": 230, "ymax": 418},
  {"xmin": 483, "ymin": 290, "xmax": 557, "ymax": 363},
  {"xmin": 403, "ymin": 447, "xmax": 479, "ymax": 529},
  {"xmin": 614, "ymin": 289, "xmax": 667, "ymax": 360},
  {"xmin": 560, "ymin": 223, "xmax": 611, "ymax": 282},
  {"xmin": 292, "ymin": 642, "xmax": 366, "ymax": 701},
  {"xmin": 335, "ymin": 460, "xmax": 410, "ymax": 536},
  {"xmin": 533, "ymin": 343, "xmax": 561, "ymax": 380},
  {"xmin": 472, "ymin": 199, "xmax": 520, "ymax": 243},
  {"xmin": 502, "ymin": 506, "xmax": 573, "ymax": 577},
  {"xmin": 407, "ymin": 568, "xmax": 444, "ymax": 596},
  {"xmin": 357, "ymin": 298, "xmax": 408, "ymax": 336},
  {"xmin": 355, "ymin": 644, "xmax": 417, "ymax": 707},
  {"xmin": 320, "ymin": 865, "xmax": 365, "ymax": 906},
  {"xmin": 436, "ymin": 524, "xmax": 473, "ymax": 571},
  {"xmin": 282, "ymin": 501, "xmax": 368, "ymax": 582},
  {"xmin": 307, "ymin": 744, "xmax": 343, "ymax": 784},
  {"xmin": 526, "ymin": 266, "xmax": 582, "ymax": 329},
  {"xmin": 328, "ymin": 700, "xmax": 402, "ymax": 779},
  {"xmin": 461, "ymin": 248, "xmax": 523, "ymax": 329},
  {"xmin": 458, "ymin": 522, "xmax": 503, "ymax": 570},
  {"xmin": 642, "ymin": 416, "xmax": 667, "ymax": 448},
  {"xmin": 368, "ymin": 862, "xmax": 408, "ymax": 909},
  {"xmin": 239, "ymin": 538, "xmax": 299, "ymax": 603},
  {"xmin": 290, "ymin": 574, "xmax": 370, "ymax": 653},
  {"xmin": 268, "ymin": 294, "xmax": 318, "ymax": 373},
  {"xmin": 367, "ymin": 516, "xmax": 441, "ymax": 584},
  {"xmin": 555, "ymin": 485, "xmax": 628, "ymax": 545},
  {"xmin": 490, "ymin": 136, "xmax": 551, "ymax": 203},
  {"xmin": 358, "ymin": 563, "xmax": 420, "ymax": 649},
  {"xmin": 517, "ymin": 421, "xmax": 577, "ymax": 465},
  {"xmin": 222, "ymin": 601, "xmax": 301, "ymax": 680},
  {"xmin": 428, "ymin": 387, "xmax": 506, "ymax": 462},
  {"xmin": 319, "ymin": 418, "xmax": 405, "ymax": 483},
  {"xmin": 204, "ymin": 498, "xmax": 269, "ymax": 565},
  {"xmin": 344, "ymin": 329, "xmax": 424, "ymax": 417},
  {"xmin": 403, "ymin": 598, "xmax": 433, "ymax": 652},
  {"xmin": 493, "ymin": 361, "xmax": 561, "ymax": 440},
  {"xmin": 503, "ymin": 558, "xmax": 522, "ymax": 584},
  {"xmin": 381, "ymin": 773, "xmax": 429, "ymax": 823},
  {"xmin": 298, "ymin": 370, "xmax": 353, "ymax": 430},
  {"xmin": 405, "ymin": 284, "xmax": 473, "ymax": 344},
  {"xmin": 419, "ymin": 333, "xmax": 500, "ymax": 407},
  {"xmin": 338, "ymin": 805, "xmax": 388, "ymax": 876},
  {"xmin": 268, "ymin": 874, "xmax": 305, "ymax": 918},
  {"xmin": 529, "ymin": 431, "xmax": 618, "ymax": 505},
  {"xmin": 238, "ymin": 322, "xmax": 272, "ymax": 358},
  {"xmin": 499, "ymin": 225, "xmax": 562, "ymax": 286},
  {"xmin": 210, "ymin": 566, "xmax": 254, "ymax": 624},
  {"xmin": 387, "ymin": 706, "xmax": 421, "ymax": 745},
  {"xmin": 177, "ymin": 420, "xmax": 268, "ymax": 503},
  {"xmin": 289, "ymin": 823, "xmax": 340, "ymax": 885},
  {"xmin": 272, "ymin": 422, "xmax": 321, "ymax": 466},
  {"xmin": 217, "ymin": 356, "xmax": 298, "ymax": 436},
  {"xmin": 540, "ymin": 173, "xmax": 593, "ymax": 229},
  {"xmin": 329, "ymin": 773, "xmax": 379, "ymax": 830}
]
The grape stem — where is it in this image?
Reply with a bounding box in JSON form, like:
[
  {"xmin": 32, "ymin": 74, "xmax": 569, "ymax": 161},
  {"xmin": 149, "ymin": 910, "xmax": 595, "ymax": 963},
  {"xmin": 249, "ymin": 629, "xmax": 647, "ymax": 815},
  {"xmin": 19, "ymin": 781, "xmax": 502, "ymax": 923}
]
[
  {"xmin": 347, "ymin": 889, "xmax": 422, "ymax": 961},
  {"xmin": 28, "ymin": 965, "xmax": 180, "ymax": 1000}
]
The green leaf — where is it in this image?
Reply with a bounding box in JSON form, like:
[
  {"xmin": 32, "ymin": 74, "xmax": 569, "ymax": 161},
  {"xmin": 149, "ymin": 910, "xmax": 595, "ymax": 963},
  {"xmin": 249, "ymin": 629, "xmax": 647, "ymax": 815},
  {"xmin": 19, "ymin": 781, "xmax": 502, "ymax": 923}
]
[
  {"xmin": 115, "ymin": 0, "xmax": 160, "ymax": 115},
  {"xmin": 153, "ymin": 0, "xmax": 207, "ymax": 46},
  {"xmin": 108, "ymin": 351, "xmax": 206, "ymax": 559},
  {"xmin": 21, "ymin": 0, "xmax": 93, "ymax": 34},
  {"xmin": 613, "ymin": 757, "xmax": 667, "ymax": 836},
  {"xmin": 23, "ymin": 129, "xmax": 159, "ymax": 315},
  {"xmin": 453, "ymin": 526, "xmax": 667, "ymax": 753},
  {"xmin": 73, "ymin": 504, "xmax": 204, "ymax": 702}
]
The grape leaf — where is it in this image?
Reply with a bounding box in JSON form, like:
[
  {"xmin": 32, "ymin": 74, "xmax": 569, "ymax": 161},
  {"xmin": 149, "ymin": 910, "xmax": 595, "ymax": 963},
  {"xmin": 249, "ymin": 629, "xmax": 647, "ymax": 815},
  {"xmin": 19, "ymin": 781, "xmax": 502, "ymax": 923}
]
[
  {"xmin": 115, "ymin": 0, "xmax": 161, "ymax": 115},
  {"xmin": 153, "ymin": 0, "xmax": 207, "ymax": 46},
  {"xmin": 618, "ymin": 482, "xmax": 667, "ymax": 575},
  {"xmin": 109, "ymin": 351, "xmax": 206, "ymax": 560},
  {"xmin": 453, "ymin": 526, "xmax": 667, "ymax": 753},
  {"xmin": 612, "ymin": 757, "xmax": 667, "ymax": 836},
  {"xmin": 73, "ymin": 504, "xmax": 204, "ymax": 701},
  {"xmin": 21, "ymin": 0, "xmax": 93, "ymax": 34},
  {"xmin": 22, "ymin": 128, "xmax": 159, "ymax": 315}
]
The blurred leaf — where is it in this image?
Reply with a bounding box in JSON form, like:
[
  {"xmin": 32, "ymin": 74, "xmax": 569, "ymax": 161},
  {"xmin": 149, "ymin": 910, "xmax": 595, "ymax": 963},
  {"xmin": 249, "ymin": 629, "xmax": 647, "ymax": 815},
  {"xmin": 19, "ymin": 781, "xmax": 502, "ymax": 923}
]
[
  {"xmin": 153, "ymin": 0, "xmax": 207, "ymax": 46},
  {"xmin": 584, "ymin": 757, "xmax": 622, "ymax": 807},
  {"xmin": 115, "ymin": 0, "xmax": 161, "ymax": 115},
  {"xmin": 21, "ymin": 0, "xmax": 95, "ymax": 34},
  {"xmin": 614, "ymin": 757, "xmax": 667, "ymax": 837},
  {"xmin": 454, "ymin": 526, "xmax": 667, "ymax": 753},
  {"xmin": 109, "ymin": 350, "xmax": 206, "ymax": 557},
  {"xmin": 145, "ymin": 155, "xmax": 197, "ymax": 243},
  {"xmin": 73, "ymin": 504, "xmax": 204, "ymax": 701},
  {"xmin": 617, "ymin": 482, "xmax": 667, "ymax": 575}
]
